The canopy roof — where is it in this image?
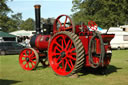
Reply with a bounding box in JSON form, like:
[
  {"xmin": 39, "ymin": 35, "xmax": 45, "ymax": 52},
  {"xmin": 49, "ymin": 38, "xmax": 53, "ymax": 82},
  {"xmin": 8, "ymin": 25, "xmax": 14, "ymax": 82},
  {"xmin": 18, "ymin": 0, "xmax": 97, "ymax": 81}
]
[
  {"xmin": 10, "ymin": 30, "xmax": 34, "ymax": 37},
  {"xmin": 0, "ymin": 31, "xmax": 16, "ymax": 37}
]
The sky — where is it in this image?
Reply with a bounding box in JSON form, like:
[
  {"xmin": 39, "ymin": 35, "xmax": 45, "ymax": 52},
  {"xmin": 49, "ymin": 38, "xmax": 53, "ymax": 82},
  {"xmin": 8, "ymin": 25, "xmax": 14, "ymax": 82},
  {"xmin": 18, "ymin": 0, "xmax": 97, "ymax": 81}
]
[{"xmin": 7, "ymin": 0, "xmax": 73, "ymax": 20}]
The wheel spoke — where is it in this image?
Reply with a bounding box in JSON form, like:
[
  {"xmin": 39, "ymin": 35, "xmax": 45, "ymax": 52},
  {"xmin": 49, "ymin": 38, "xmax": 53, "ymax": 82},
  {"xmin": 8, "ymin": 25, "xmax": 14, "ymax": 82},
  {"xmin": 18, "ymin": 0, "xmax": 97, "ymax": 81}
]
[
  {"xmin": 55, "ymin": 41, "xmax": 63, "ymax": 49},
  {"xmin": 69, "ymin": 59, "xmax": 74, "ymax": 67},
  {"xmin": 24, "ymin": 62, "xmax": 29, "ymax": 68},
  {"xmin": 21, "ymin": 55, "xmax": 26, "ymax": 58},
  {"xmin": 65, "ymin": 40, "xmax": 71, "ymax": 50},
  {"xmin": 58, "ymin": 19, "xmax": 62, "ymax": 27},
  {"xmin": 31, "ymin": 56, "xmax": 36, "ymax": 60},
  {"xmin": 31, "ymin": 61, "xmax": 36, "ymax": 65},
  {"xmin": 24, "ymin": 51, "xmax": 27, "ymax": 56},
  {"xmin": 68, "ymin": 48, "xmax": 76, "ymax": 53},
  {"xmin": 64, "ymin": 61, "xmax": 68, "ymax": 71},
  {"xmin": 65, "ymin": 26, "xmax": 72, "ymax": 30},
  {"xmin": 70, "ymin": 53, "xmax": 76, "ymax": 56},
  {"xmin": 64, "ymin": 16, "xmax": 67, "ymax": 27},
  {"xmin": 58, "ymin": 59, "xmax": 63, "ymax": 65},
  {"xmin": 21, "ymin": 59, "xmax": 26, "ymax": 63},
  {"xmin": 68, "ymin": 41, "xmax": 73, "ymax": 50},
  {"xmin": 27, "ymin": 63, "xmax": 30, "ymax": 69},
  {"xmin": 62, "ymin": 36, "xmax": 67, "ymax": 46},
  {"xmin": 55, "ymin": 46, "xmax": 61, "ymax": 52},
  {"xmin": 31, "ymin": 62, "xmax": 34, "ymax": 68},
  {"xmin": 61, "ymin": 39, "xmax": 64, "ymax": 50},
  {"xmin": 66, "ymin": 59, "xmax": 72, "ymax": 70},
  {"xmin": 29, "ymin": 51, "xmax": 34, "ymax": 58},
  {"xmin": 26, "ymin": 51, "xmax": 30, "ymax": 56},
  {"xmin": 62, "ymin": 59, "xmax": 65, "ymax": 69},
  {"xmin": 69, "ymin": 18, "xmax": 72, "ymax": 25},
  {"xmin": 54, "ymin": 56, "xmax": 61, "ymax": 62},
  {"xmin": 56, "ymin": 59, "xmax": 63, "ymax": 68},
  {"xmin": 28, "ymin": 50, "xmax": 31, "ymax": 55},
  {"xmin": 52, "ymin": 52, "xmax": 60, "ymax": 56},
  {"xmin": 22, "ymin": 51, "xmax": 27, "ymax": 57},
  {"xmin": 67, "ymin": 55, "xmax": 76, "ymax": 61},
  {"xmin": 28, "ymin": 53, "xmax": 34, "ymax": 59}
]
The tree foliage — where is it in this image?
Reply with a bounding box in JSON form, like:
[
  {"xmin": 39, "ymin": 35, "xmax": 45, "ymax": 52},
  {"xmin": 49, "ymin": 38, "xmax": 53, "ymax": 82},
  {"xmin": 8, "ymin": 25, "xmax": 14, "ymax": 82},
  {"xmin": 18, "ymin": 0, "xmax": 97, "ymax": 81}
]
[
  {"xmin": 7, "ymin": 13, "xmax": 23, "ymax": 32},
  {"xmin": 20, "ymin": 18, "xmax": 35, "ymax": 31},
  {"xmin": 0, "ymin": 0, "xmax": 12, "ymax": 32},
  {"xmin": 72, "ymin": 0, "xmax": 128, "ymax": 29},
  {"xmin": 0, "ymin": 0, "xmax": 24, "ymax": 32},
  {"xmin": 0, "ymin": 0, "xmax": 12, "ymax": 15}
]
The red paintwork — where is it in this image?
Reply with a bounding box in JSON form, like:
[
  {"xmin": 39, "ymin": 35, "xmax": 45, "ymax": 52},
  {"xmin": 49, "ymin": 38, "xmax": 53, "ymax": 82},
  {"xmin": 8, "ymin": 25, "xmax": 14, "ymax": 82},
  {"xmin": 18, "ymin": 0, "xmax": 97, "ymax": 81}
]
[
  {"xmin": 79, "ymin": 33, "xmax": 115, "ymax": 67},
  {"xmin": 19, "ymin": 12, "xmax": 115, "ymax": 75},
  {"xmin": 35, "ymin": 34, "xmax": 51, "ymax": 50},
  {"xmin": 48, "ymin": 34, "xmax": 77, "ymax": 76},
  {"xmin": 53, "ymin": 14, "xmax": 73, "ymax": 34},
  {"xmin": 75, "ymin": 24, "xmax": 89, "ymax": 34},
  {"xmin": 88, "ymin": 21, "xmax": 98, "ymax": 31},
  {"xmin": 19, "ymin": 48, "xmax": 38, "ymax": 70}
]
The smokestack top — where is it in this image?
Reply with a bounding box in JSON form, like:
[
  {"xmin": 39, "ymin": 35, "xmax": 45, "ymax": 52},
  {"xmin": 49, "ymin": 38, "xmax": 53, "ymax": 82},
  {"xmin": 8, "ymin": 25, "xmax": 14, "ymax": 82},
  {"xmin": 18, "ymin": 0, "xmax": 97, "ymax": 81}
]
[{"xmin": 34, "ymin": 5, "xmax": 41, "ymax": 9}]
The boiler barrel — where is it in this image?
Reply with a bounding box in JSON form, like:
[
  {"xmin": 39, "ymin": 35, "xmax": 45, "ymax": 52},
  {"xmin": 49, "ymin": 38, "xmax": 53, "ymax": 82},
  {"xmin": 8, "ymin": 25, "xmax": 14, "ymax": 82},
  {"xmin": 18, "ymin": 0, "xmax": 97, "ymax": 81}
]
[{"xmin": 30, "ymin": 34, "xmax": 50, "ymax": 50}]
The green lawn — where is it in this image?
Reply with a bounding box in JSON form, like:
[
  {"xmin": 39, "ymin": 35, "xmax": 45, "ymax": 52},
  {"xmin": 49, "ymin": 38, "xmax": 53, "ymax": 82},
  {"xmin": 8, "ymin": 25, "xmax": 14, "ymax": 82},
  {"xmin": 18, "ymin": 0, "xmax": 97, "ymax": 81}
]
[{"xmin": 0, "ymin": 50, "xmax": 128, "ymax": 85}]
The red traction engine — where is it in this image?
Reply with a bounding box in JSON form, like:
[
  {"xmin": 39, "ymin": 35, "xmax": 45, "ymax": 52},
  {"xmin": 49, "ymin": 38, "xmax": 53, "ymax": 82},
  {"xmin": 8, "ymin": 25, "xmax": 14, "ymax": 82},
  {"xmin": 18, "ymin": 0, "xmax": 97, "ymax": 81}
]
[{"xmin": 19, "ymin": 5, "xmax": 115, "ymax": 76}]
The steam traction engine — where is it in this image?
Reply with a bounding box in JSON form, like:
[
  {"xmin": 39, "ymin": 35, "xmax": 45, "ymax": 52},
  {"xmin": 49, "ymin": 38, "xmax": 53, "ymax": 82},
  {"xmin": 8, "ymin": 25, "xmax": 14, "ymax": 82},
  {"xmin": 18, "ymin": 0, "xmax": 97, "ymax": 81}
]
[{"xmin": 19, "ymin": 5, "xmax": 115, "ymax": 76}]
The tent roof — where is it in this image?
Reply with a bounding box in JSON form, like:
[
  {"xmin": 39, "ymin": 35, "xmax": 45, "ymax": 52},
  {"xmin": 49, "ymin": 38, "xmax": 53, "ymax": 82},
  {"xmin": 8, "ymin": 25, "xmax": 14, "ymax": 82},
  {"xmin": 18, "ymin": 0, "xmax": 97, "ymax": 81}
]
[
  {"xmin": 0, "ymin": 31, "xmax": 16, "ymax": 37},
  {"xmin": 10, "ymin": 30, "xmax": 34, "ymax": 37}
]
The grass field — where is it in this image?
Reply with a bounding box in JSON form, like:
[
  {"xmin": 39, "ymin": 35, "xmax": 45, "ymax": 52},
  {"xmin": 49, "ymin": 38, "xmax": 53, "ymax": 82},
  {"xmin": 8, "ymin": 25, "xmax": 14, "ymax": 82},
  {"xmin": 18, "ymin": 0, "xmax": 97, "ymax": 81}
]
[{"xmin": 0, "ymin": 50, "xmax": 128, "ymax": 85}]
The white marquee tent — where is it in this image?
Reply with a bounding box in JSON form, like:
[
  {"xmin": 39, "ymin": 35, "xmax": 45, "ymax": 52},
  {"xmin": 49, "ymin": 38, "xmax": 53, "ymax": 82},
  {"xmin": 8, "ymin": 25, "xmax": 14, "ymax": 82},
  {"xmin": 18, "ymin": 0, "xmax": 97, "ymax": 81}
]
[{"xmin": 10, "ymin": 30, "xmax": 34, "ymax": 37}]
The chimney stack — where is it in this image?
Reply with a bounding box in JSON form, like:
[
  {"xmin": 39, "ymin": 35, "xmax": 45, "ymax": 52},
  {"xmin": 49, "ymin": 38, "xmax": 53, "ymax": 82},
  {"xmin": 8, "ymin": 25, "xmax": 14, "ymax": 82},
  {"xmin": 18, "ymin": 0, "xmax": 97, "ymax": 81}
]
[{"xmin": 34, "ymin": 5, "xmax": 41, "ymax": 34}]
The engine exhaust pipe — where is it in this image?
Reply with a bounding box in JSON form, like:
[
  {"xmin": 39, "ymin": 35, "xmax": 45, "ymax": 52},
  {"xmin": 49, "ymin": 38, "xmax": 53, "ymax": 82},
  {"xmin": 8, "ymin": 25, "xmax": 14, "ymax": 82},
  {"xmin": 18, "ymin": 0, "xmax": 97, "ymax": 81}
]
[{"xmin": 34, "ymin": 5, "xmax": 41, "ymax": 34}]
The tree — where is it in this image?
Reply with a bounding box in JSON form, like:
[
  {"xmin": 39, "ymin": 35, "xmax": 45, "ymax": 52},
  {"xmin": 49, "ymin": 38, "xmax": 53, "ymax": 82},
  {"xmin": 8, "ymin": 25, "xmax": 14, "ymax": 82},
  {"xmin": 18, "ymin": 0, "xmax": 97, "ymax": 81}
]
[
  {"xmin": 10, "ymin": 13, "xmax": 23, "ymax": 30},
  {"xmin": 6, "ymin": 18, "xmax": 17, "ymax": 32},
  {"xmin": 72, "ymin": 0, "xmax": 128, "ymax": 29},
  {"xmin": 20, "ymin": 18, "xmax": 35, "ymax": 31},
  {"xmin": 6, "ymin": 13, "xmax": 23, "ymax": 32},
  {"xmin": 0, "ymin": 0, "xmax": 23, "ymax": 32},
  {"xmin": 0, "ymin": 0, "xmax": 12, "ymax": 15},
  {"xmin": 0, "ymin": 0, "xmax": 12, "ymax": 32}
]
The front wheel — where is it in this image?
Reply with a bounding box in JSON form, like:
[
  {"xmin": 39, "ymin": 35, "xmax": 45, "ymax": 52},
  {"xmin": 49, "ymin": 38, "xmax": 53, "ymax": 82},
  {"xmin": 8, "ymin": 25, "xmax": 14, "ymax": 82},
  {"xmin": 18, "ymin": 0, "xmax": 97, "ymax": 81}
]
[{"xmin": 19, "ymin": 48, "xmax": 39, "ymax": 70}]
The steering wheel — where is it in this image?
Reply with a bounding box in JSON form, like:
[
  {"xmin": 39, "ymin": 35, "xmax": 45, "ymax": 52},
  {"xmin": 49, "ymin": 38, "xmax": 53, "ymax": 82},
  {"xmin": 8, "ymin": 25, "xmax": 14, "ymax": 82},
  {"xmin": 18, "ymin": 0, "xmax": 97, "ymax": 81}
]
[
  {"xmin": 88, "ymin": 21, "xmax": 98, "ymax": 31},
  {"xmin": 53, "ymin": 14, "xmax": 74, "ymax": 34}
]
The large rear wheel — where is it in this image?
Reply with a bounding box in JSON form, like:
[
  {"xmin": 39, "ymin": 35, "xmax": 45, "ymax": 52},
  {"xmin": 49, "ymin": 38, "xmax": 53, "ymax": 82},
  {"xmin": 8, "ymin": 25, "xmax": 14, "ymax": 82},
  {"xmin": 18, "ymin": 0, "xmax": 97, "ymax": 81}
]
[{"xmin": 48, "ymin": 31, "xmax": 85, "ymax": 76}]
